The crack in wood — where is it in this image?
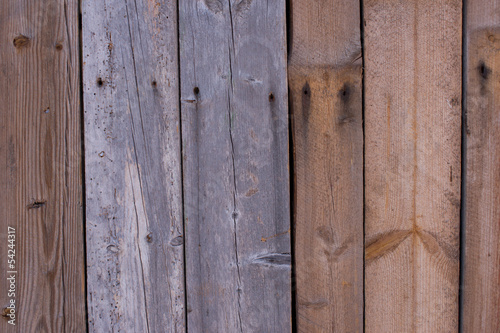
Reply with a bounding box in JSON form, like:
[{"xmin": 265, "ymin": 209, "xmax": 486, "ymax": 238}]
[
  {"xmin": 27, "ymin": 200, "xmax": 47, "ymax": 209},
  {"xmin": 252, "ymin": 253, "xmax": 291, "ymax": 267}
]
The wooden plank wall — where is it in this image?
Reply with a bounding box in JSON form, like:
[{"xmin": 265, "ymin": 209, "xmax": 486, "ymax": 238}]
[
  {"xmin": 364, "ymin": 0, "xmax": 462, "ymax": 331},
  {"xmin": 0, "ymin": 0, "xmax": 86, "ymax": 331},
  {"xmin": 4, "ymin": 0, "xmax": 500, "ymax": 331},
  {"xmin": 288, "ymin": 0, "xmax": 364, "ymax": 332},
  {"xmin": 463, "ymin": 0, "xmax": 500, "ymax": 331}
]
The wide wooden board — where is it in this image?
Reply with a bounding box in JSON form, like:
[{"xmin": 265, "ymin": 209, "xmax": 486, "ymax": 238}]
[
  {"xmin": 363, "ymin": 0, "xmax": 462, "ymax": 331},
  {"xmin": 0, "ymin": 0, "xmax": 86, "ymax": 331},
  {"xmin": 288, "ymin": 1, "xmax": 364, "ymax": 332},
  {"xmin": 82, "ymin": 0, "xmax": 185, "ymax": 331},
  {"xmin": 179, "ymin": 0, "xmax": 291, "ymax": 331}
]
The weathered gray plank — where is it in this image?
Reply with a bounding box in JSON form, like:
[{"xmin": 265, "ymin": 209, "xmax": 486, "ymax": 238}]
[
  {"xmin": 82, "ymin": 0, "xmax": 184, "ymax": 331},
  {"xmin": 463, "ymin": 1, "xmax": 500, "ymax": 331},
  {"xmin": 0, "ymin": 0, "xmax": 86, "ymax": 331},
  {"xmin": 364, "ymin": 0, "xmax": 462, "ymax": 331},
  {"xmin": 179, "ymin": 0, "xmax": 291, "ymax": 331},
  {"xmin": 288, "ymin": 0, "xmax": 364, "ymax": 331}
]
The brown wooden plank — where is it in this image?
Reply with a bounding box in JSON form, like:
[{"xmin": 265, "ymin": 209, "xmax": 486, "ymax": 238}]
[
  {"xmin": 288, "ymin": 1, "xmax": 364, "ymax": 332},
  {"xmin": 463, "ymin": 1, "xmax": 500, "ymax": 331},
  {"xmin": 82, "ymin": 0, "xmax": 185, "ymax": 331},
  {"xmin": 0, "ymin": 0, "xmax": 86, "ymax": 331},
  {"xmin": 179, "ymin": 0, "xmax": 291, "ymax": 331},
  {"xmin": 363, "ymin": 0, "xmax": 462, "ymax": 331}
]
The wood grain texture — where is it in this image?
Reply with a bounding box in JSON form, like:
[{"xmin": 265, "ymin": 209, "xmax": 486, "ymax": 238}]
[
  {"xmin": 179, "ymin": 0, "xmax": 291, "ymax": 331},
  {"xmin": 0, "ymin": 0, "xmax": 86, "ymax": 331},
  {"xmin": 288, "ymin": 1, "xmax": 364, "ymax": 332},
  {"xmin": 82, "ymin": 0, "xmax": 184, "ymax": 331},
  {"xmin": 363, "ymin": 0, "xmax": 462, "ymax": 331},
  {"xmin": 463, "ymin": 1, "xmax": 500, "ymax": 331}
]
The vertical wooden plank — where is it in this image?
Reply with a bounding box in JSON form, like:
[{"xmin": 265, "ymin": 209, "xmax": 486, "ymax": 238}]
[
  {"xmin": 82, "ymin": 0, "xmax": 184, "ymax": 331},
  {"xmin": 288, "ymin": 1, "xmax": 363, "ymax": 332},
  {"xmin": 0, "ymin": 0, "xmax": 86, "ymax": 331},
  {"xmin": 364, "ymin": 0, "xmax": 462, "ymax": 332},
  {"xmin": 179, "ymin": 1, "xmax": 291, "ymax": 331},
  {"xmin": 463, "ymin": 1, "xmax": 500, "ymax": 331}
]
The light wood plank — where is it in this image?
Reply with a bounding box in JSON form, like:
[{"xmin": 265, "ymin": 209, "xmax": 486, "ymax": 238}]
[
  {"xmin": 463, "ymin": 1, "xmax": 500, "ymax": 331},
  {"xmin": 287, "ymin": 0, "xmax": 364, "ymax": 332},
  {"xmin": 82, "ymin": 0, "xmax": 184, "ymax": 331},
  {"xmin": 363, "ymin": 0, "xmax": 462, "ymax": 331},
  {"xmin": 0, "ymin": 0, "xmax": 86, "ymax": 331},
  {"xmin": 179, "ymin": 0, "xmax": 291, "ymax": 331}
]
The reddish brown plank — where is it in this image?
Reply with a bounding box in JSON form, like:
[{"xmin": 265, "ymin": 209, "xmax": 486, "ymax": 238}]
[
  {"xmin": 288, "ymin": 1, "xmax": 364, "ymax": 331},
  {"xmin": 0, "ymin": 0, "xmax": 86, "ymax": 331}
]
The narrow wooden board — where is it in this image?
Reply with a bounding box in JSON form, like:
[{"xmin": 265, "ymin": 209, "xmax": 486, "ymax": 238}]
[
  {"xmin": 82, "ymin": 0, "xmax": 185, "ymax": 331},
  {"xmin": 0, "ymin": 0, "xmax": 86, "ymax": 331},
  {"xmin": 363, "ymin": 0, "xmax": 462, "ymax": 331},
  {"xmin": 179, "ymin": 1, "xmax": 291, "ymax": 331},
  {"xmin": 463, "ymin": 2, "xmax": 500, "ymax": 331},
  {"xmin": 288, "ymin": 1, "xmax": 364, "ymax": 332}
]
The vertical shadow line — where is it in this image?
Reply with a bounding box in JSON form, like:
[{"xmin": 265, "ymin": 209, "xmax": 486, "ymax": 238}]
[
  {"xmin": 78, "ymin": 0, "xmax": 90, "ymax": 331},
  {"xmin": 285, "ymin": 0, "xmax": 297, "ymax": 332},
  {"xmin": 359, "ymin": 0, "xmax": 366, "ymax": 331},
  {"xmin": 175, "ymin": 0, "xmax": 189, "ymax": 331},
  {"xmin": 459, "ymin": 0, "xmax": 467, "ymax": 332}
]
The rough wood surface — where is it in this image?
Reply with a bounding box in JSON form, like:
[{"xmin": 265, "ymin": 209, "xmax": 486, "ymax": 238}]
[
  {"xmin": 463, "ymin": 1, "xmax": 500, "ymax": 331},
  {"xmin": 287, "ymin": 1, "xmax": 364, "ymax": 332},
  {"xmin": 82, "ymin": 0, "xmax": 185, "ymax": 331},
  {"xmin": 179, "ymin": 0, "xmax": 291, "ymax": 331},
  {"xmin": 363, "ymin": 0, "xmax": 462, "ymax": 331},
  {"xmin": 0, "ymin": 0, "xmax": 86, "ymax": 331}
]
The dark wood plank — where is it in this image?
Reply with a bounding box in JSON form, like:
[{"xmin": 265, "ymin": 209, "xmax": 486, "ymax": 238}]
[
  {"xmin": 363, "ymin": 0, "xmax": 462, "ymax": 331},
  {"xmin": 0, "ymin": 0, "xmax": 86, "ymax": 331},
  {"xmin": 463, "ymin": 1, "xmax": 500, "ymax": 331},
  {"xmin": 179, "ymin": 1, "xmax": 291, "ymax": 331},
  {"xmin": 288, "ymin": 1, "xmax": 364, "ymax": 332},
  {"xmin": 82, "ymin": 0, "xmax": 185, "ymax": 331}
]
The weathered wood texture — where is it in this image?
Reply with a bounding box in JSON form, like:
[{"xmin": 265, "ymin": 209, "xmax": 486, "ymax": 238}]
[
  {"xmin": 288, "ymin": 1, "xmax": 364, "ymax": 332},
  {"xmin": 463, "ymin": 1, "xmax": 500, "ymax": 331},
  {"xmin": 364, "ymin": 0, "xmax": 462, "ymax": 331},
  {"xmin": 0, "ymin": 0, "xmax": 86, "ymax": 331},
  {"xmin": 82, "ymin": 0, "xmax": 185, "ymax": 331},
  {"xmin": 179, "ymin": 0, "xmax": 291, "ymax": 331}
]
